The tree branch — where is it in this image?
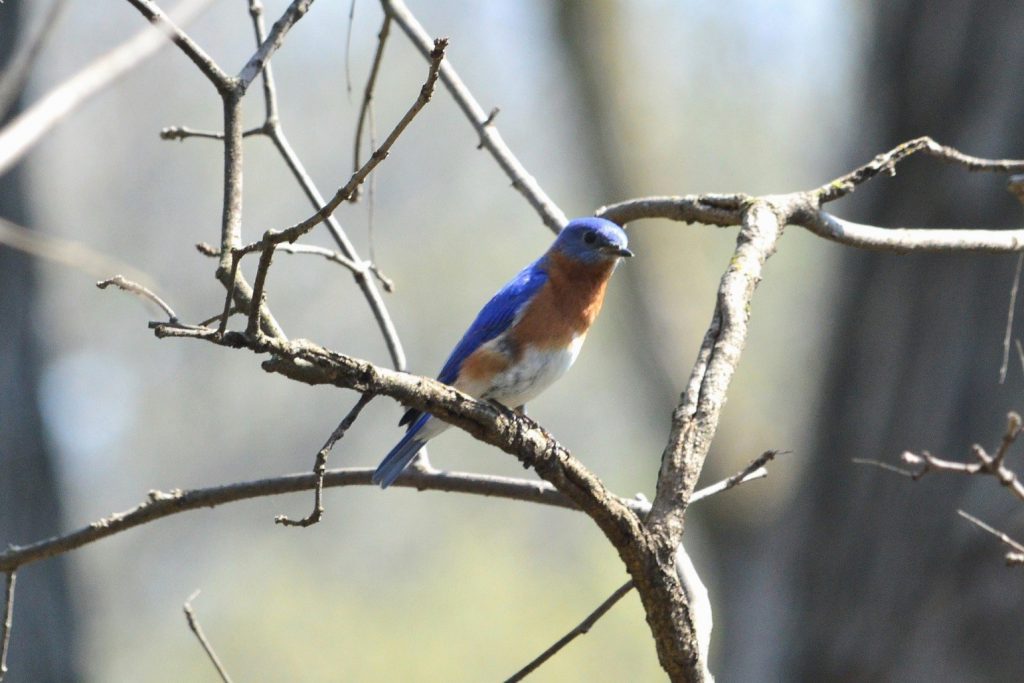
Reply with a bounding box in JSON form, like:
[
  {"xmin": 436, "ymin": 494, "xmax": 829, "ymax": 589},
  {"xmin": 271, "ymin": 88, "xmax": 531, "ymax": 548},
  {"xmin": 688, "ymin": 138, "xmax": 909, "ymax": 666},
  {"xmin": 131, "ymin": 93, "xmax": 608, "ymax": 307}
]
[
  {"xmin": 243, "ymin": 0, "xmax": 405, "ymax": 368},
  {"xmin": 183, "ymin": 591, "xmax": 233, "ymax": 683},
  {"xmin": 97, "ymin": 275, "xmax": 178, "ymax": 322},
  {"xmin": 380, "ymin": 0, "xmax": 568, "ymax": 232},
  {"xmin": 235, "ymin": 0, "xmax": 315, "ymax": 91},
  {"xmin": 123, "ymin": 0, "xmax": 227, "ymax": 89},
  {"xmin": 233, "ymin": 39, "xmax": 447, "ymax": 260},
  {"xmin": 958, "ymin": 510, "xmax": 1024, "ymax": 568},
  {"xmin": 275, "ymin": 393, "xmax": 375, "ymax": 527},
  {"xmin": 0, "ymin": 572, "xmax": 13, "ymax": 682},
  {"xmin": 505, "ymin": 579, "xmax": 635, "ymax": 683}
]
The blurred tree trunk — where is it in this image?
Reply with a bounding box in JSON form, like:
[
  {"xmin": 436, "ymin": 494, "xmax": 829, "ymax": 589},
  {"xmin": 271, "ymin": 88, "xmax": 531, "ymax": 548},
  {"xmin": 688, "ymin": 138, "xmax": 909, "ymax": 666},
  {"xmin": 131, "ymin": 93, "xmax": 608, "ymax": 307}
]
[
  {"xmin": 772, "ymin": 3, "xmax": 1024, "ymax": 681},
  {"xmin": 555, "ymin": 1, "xmax": 1024, "ymax": 681},
  {"xmin": 0, "ymin": 2, "xmax": 79, "ymax": 681}
]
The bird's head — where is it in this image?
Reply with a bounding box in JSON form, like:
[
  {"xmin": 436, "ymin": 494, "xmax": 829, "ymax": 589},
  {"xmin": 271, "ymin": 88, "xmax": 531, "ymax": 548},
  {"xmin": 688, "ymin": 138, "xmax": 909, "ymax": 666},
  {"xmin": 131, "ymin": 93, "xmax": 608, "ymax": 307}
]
[{"xmin": 550, "ymin": 217, "xmax": 633, "ymax": 265}]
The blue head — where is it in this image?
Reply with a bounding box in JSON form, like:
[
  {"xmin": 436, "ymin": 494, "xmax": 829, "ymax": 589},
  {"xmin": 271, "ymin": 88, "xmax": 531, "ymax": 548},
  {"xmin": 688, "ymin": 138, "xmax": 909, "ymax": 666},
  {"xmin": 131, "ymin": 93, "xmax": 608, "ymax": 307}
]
[{"xmin": 550, "ymin": 217, "xmax": 633, "ymax": 264}]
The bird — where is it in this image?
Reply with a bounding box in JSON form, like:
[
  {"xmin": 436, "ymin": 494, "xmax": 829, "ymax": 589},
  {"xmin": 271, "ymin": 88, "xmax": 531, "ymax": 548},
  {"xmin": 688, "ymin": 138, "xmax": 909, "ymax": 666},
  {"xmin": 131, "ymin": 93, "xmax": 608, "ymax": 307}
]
[{"xmin": 372, "ymin": 216, "xmax": 633, "ymax": 488}]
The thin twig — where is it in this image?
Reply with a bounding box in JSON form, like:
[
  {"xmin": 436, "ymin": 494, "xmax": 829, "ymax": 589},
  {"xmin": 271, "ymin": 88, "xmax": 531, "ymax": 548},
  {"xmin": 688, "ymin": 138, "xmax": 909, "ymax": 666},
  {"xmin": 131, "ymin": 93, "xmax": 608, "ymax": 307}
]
[
  {"xmin": 234, "ymin": 39, "xmax": 447, "ymax": 258},
  {"xmin": 813, "ymin": 136, "xmax": 1024, "ymax": 205},
  {"xmin": 236, "ymin": 0, "xmax": 316, "ymax": 91},
  {"xmin": 199, "ymin": 306, "xmax": 238, "ymax": 327},
  {"xmin": 505, "ymin": 580, "xmax": 635, "ymax": 683},
  {"xmin": 1002, "ymin": 253, "xmax": 1024, "ymax": 383},
  {"xmin": 851, "ymin": 458, "xmax": 916, "ymax": 478},
  {"xmin": 245, "ymin": 239, "xmax": 276, "ymax": 338},
  {"xmin": 243, "ymin": 2, "xmax": 406, "ymax": 368},
  {"xmin": 720, "ymin": 450, "xmax": 786, "ymax": 492},
  {"xmin": 277, "ymin": 244, "xmax": 394, "ymax": 291},
  {"xmin": 381, "ymin": 0, "xmax": 568, "ymax": 232},
  {"xmin": 993, "ymin": 412, "xmax": 1022, "ymax": 468},
  {"xmin": 344, "ymin": 0, "xmax": 357, "ymax": 96},
  {"xmin": 97, "ymin": 275, "xmax": 178, "ymax": 322},
  {"xmin": 122, "ymin": 0, "xmax": 227, "ymax": 89},
  {"xmin": 216, "ymin": 253, "xmax": 242, "ymax": 336},
  {"xmin": 957, "ymin": 510, "xmax": 1024, "ymax": 567},
  {"xmin": 899, "ymin": 415, "xmax": 1024, "ymax": 503},
  {"xmin": 277, "ymin": 393, "xmax": 375, "ymax": 527},
  {"xmin": 0, "ymin": 572, "xmax": 14, "ymax": 682},
  {"xmin": 0, "ymin": 0, "xmax": 213, "ymax": 175},
  {"xmin": 183, "ymin": 591, "xmax": 233, "ymax": 683},
  {"xmin": 159, "ymin": 125, "xmax": 264, "ymax": 140},
  {"xmin": 222, "ymin": 38, "xmax": 443, "ymax": 344},
  {"xmin": 351, "ymin": 14, "xmax": 392, "ymax": 196}
]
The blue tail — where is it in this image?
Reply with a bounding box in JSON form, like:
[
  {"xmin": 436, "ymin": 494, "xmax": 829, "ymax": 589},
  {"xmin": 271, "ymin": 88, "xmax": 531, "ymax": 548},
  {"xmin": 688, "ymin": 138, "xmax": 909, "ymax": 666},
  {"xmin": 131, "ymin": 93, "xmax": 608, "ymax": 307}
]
[{"xmin": 372, "ymin": 415, "xmax": 429, "ymax": 488}]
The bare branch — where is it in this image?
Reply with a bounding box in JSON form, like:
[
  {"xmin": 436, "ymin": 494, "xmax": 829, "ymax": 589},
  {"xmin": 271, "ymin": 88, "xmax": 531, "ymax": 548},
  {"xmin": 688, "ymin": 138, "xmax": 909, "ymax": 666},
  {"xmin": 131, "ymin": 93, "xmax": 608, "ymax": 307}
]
[
  {"xmin": 159, "ymin": 125, "xmax": 264, "ymax": 140},
  {"xmin": 183, "ymin": 591, "xmax": 233, "ymax": 683},
  {"xmin": 97, "ymin": 275, "xmax": 178, "ymax": 322},
  {"xmin": 851, "ymin": 458, "xmax": 916, "ymax": 478},
  {"xmin": 123, "ymin": 0, "xmax": 228, "ymax": 89},
  {"xmin": 813, "ymin": 136, "xmax": 1024, "ymax": 205},
  {"xmin": 276, "ymin": 244, "xmax": 395, "ymax": 292},
  {"xmin": 245, "ymin": 238, "xmax": 276, "ymax": 338},
  {"xmin": 234, "ymin": 39, "xmax": 447, "ymax": 259},
  {"xmin": 799, "ymin": 211, "xmax": 1024, "ymax": 253},
  {"xmin": 0, "ymin": 0, "xmax": 213, "ymax": 175},
  {"xmin": 957, "ymin": 510, "xmax": 1024, "ymax": 568},
  {"xmin": 236, "ymin": 0, "xmax": 316, "ymax": 91},
  {"xmin": 718, "ymin": 450, "xmax": 785, "ymax": 494},
  {"xmin": 505, "ymin": 580, "xmax": 635, "ymax": 683},
  {"xmin": 381, "ymin": 0, "xmax": 568, "ymax": 232},
  {"xmin": 276, "ymin": 393, "xmax": 375, "ymax": 527},
  {"xmin": 1001, "ymin": 253, "xmax": 1023, "ymax": 383},
  {"xmin": 900, "ymin": 415, "xmax": 1024, "ymax": 503},
  {"xmin": 597, "ymin": 194, "xmax": 747, "ymax": 228},
  {"xmin": 352, "ymin": 15, "xmax": 392, "ymax": 194},
  {"xmin": 649, "ymin": 201, "xmax": 785, "ymax": 536},
  {"xmin": 0, "ymin": 572, "xmax": 13, "ymax": 682},
  {"xmin": 0, "ymin": 466, "xmax": 651, "ymax": 574}
]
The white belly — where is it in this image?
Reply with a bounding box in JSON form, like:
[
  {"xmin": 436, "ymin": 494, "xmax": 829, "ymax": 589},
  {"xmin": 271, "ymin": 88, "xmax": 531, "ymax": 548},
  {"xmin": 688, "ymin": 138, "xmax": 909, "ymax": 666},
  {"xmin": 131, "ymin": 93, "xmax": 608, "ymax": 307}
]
[{"xmin": 484, "ymin": 334, "xmax": 585, "ymax": 408}]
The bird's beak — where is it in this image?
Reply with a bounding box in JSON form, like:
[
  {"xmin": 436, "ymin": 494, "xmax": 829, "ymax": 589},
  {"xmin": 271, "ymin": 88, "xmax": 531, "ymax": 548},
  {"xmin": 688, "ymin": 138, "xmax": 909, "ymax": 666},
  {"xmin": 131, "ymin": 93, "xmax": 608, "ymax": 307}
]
[{"xmin": 600, "ymin": 245, "xmax": 634, "ymax": 258}]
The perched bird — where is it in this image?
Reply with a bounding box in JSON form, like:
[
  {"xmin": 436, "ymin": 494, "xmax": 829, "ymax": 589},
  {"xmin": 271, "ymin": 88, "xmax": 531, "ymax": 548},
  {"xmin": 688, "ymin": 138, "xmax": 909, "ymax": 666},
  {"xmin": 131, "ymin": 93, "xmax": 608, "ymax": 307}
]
[{"xmin": 372, "ymin": 216, "xmax": 633, "ymax": 488}]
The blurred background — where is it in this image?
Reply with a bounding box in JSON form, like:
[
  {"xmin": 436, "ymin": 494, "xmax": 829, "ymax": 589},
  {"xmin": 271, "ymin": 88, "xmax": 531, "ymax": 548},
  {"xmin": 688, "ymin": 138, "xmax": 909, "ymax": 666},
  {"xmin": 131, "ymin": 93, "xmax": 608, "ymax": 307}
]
[{"xmin": 2, "ymin": 0, "xmax": 1024, "ymax": 680}]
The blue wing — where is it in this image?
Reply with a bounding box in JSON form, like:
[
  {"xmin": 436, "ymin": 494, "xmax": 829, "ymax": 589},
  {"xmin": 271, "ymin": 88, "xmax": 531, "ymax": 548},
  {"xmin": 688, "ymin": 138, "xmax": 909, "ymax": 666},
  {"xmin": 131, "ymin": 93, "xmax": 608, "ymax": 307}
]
[{"xmin": 398, "ymin": 258, "xmax": 549, "ymax": 427}]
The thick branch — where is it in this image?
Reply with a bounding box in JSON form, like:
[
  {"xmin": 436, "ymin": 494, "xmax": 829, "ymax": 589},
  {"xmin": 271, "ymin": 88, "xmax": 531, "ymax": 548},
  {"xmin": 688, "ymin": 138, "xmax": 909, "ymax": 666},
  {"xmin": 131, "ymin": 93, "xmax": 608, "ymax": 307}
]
[{"xmin": 648, "ymin": 200, "xmax": 785, "ymax": 542}]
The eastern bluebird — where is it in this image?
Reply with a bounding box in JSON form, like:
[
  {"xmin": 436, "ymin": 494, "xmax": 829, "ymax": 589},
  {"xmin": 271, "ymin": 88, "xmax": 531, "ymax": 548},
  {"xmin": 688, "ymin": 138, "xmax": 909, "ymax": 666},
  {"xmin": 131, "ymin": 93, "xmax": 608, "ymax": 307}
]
[{"xmin": 372, "ymin": 217, "xmax": 632, "ymax": 488}]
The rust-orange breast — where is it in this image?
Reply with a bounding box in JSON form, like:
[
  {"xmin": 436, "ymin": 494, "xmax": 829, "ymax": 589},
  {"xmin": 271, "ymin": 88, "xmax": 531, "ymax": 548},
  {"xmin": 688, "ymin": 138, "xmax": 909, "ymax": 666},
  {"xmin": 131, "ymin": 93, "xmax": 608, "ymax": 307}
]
[{"xmin": 509, "ymin": 250, "xmax": 615, "ymax": 352}]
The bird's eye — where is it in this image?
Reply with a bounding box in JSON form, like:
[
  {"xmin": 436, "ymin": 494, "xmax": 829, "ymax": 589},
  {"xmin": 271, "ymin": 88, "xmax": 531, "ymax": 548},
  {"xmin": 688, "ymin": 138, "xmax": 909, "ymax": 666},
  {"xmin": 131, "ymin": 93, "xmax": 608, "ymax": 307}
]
[{"xmin": 583, "ymin": 230, "xmax": 597, "ymax": 245}]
